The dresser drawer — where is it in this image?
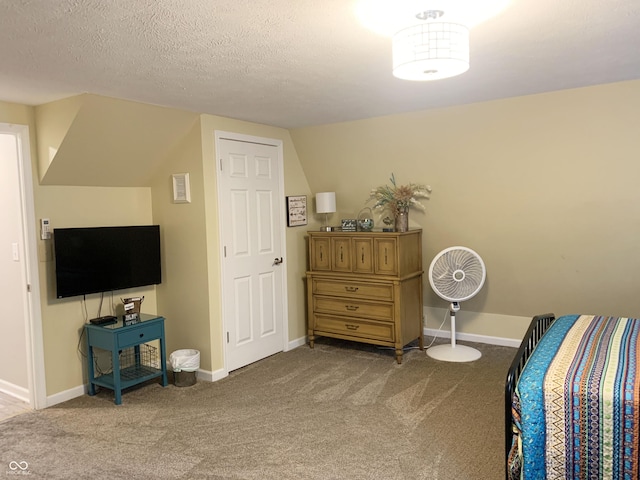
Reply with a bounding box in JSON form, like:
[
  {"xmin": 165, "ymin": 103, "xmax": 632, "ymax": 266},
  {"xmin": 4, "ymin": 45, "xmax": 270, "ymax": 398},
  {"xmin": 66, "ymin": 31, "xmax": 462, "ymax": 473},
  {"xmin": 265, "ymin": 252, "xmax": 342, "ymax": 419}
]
[
  {"xmin": 313, "ymin": 314, "xmax": 394, "ymax": 342},
  {"xmin": 117, "ymin": 322, "xmax": 163, "ymax": 348},
  {"xmin": 313, "ymin": 296, "xmax": 393, "ymax": 321},
  {"xmin": 312, "ymin": 278, "xmax": 394, "ymax": 301}
]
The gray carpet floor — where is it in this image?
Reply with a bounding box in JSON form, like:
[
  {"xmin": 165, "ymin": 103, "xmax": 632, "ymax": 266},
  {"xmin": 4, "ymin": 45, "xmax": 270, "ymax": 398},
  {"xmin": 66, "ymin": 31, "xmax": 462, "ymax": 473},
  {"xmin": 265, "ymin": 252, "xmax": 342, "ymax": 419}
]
[{"xmin": 0, "ymin": 338, "xmax": 515, "ymax": 479}]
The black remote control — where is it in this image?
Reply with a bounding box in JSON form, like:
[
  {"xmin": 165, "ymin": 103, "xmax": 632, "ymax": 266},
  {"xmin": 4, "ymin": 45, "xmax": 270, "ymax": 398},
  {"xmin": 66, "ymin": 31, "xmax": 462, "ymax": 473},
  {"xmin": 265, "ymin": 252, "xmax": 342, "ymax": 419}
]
[{"xmin": 90, "ymin": 315, "xmax": 117, "ymax": 325}]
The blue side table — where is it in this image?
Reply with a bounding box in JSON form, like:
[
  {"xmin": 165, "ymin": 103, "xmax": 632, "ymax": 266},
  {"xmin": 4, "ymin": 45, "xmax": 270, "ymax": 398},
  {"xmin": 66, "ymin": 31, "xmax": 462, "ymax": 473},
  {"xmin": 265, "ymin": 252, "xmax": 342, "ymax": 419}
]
[{"xmin": 85, "ymin": 313, "xmax": 168, "ymax": 405}]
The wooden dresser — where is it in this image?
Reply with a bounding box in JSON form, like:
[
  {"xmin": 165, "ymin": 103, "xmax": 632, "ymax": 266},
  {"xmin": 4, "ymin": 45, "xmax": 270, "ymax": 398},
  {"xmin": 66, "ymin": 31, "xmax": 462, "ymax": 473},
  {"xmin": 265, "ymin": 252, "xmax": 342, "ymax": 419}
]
[{"xmin": 306, "ymin": 229, "xmax": 424, "ymax": 363}]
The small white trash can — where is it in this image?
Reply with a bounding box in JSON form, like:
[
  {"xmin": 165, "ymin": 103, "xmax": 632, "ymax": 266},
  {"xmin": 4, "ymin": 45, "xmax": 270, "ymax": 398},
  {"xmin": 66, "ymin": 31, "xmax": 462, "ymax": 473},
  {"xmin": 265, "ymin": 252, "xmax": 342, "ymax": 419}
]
[{"xmin": 170, "ymin": 349, "xmax": 200, "ymax": 387}]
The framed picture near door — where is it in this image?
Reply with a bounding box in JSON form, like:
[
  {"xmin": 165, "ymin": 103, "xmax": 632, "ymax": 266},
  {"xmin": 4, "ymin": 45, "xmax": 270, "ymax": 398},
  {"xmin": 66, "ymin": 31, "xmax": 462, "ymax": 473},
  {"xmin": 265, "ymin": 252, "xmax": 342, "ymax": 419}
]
[{"xmin": 286, "ymin": 195, "xmax": 307, "ymax": 227}]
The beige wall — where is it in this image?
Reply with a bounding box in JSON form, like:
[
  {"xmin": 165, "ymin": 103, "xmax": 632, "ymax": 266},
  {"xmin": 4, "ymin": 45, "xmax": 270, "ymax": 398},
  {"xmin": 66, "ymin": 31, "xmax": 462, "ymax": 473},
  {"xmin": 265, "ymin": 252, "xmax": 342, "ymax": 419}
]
[
  {"xmin": 290, "ymin": 79, "xmax": 640, "ymax": 339},
  {"xmin": 0, "ymin": 101, "xmax": 159, "ymax": 398},
  {"xmin": 35, "ymin": 186, "xmax": 157, "ymax": 396},
  {"xmin": 147, "ymin": 111, "xmax": 315, "ymax": 377},
  {"xmin": 0, "ymin": 102, "xmax": 36, "ymax": 126},
  {"xmin": 2, "ymin": 95, "xmax": 312, "ymax": 400},
  {"xmin": 150, "ymin": 119, "xmax": 213, "ymax": 371},
  {"xmin": 34, "ymin": 95, "xmax": 82, "ymax": 181},
  {"xmin": 145, "ymin": 112, "xmax": 316, "ymax": 377},
  {"xmin": 6, "ymin": 79, "xmax": 639, "ymax": 400},
  {"xmin": 39, "ymin": 95, "xmax": 197, "ymax": 187}
]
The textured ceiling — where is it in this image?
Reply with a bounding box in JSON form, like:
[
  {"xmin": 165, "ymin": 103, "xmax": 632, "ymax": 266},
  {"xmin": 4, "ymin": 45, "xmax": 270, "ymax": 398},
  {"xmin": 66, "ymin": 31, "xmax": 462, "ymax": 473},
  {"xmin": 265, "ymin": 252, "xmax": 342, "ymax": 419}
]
[{"xmin": 1, "ymin": 0, "xmax": 639, "ymax": 128}]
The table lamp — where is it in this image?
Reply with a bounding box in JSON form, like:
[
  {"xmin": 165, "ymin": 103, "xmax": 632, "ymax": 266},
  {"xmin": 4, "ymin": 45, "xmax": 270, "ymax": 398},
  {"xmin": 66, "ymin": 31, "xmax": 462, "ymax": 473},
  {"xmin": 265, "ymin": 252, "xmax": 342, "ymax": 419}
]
[{"xmin": 315, "ymin": 192, "xmax": 336, "ymax": 231}]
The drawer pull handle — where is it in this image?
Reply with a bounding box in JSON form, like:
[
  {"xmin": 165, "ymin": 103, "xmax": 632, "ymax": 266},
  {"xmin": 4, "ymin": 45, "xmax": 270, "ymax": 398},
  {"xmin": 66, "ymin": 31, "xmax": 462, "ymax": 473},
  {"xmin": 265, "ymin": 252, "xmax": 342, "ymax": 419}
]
[
  {"xmin": 345, "ymin": 324, "xmax": 360, "ymax": 331},
  {"xmin": 345, "ymin": 305, "xmax": 359, "ymax": 311},
  {"xmin": 345, "ymin": 286, "xmax": 359, "ymax": 292},
  {"xmin": 139, "ymin": 333, "xmax": 144, "ymax": 338}
]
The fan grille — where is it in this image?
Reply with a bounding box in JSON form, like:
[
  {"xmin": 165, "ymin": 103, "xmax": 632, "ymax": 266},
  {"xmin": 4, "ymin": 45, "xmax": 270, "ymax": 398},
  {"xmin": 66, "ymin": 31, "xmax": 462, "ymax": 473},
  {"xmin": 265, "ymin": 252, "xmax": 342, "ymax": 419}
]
[{"xmin": 429, "ymin": 247, "xmax": 486, "ymax": 302}]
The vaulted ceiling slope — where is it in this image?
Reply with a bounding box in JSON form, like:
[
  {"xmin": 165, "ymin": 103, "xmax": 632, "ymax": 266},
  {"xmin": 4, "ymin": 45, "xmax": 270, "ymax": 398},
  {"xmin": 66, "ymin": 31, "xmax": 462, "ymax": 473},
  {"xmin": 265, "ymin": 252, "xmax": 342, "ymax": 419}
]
[
  {"xmin": 38, "ymin": 94, "xmax": 198, "ymax": 187},
  {"xmin": 2, "ymin": 1, "xmax": 640, "ymax": 129}
]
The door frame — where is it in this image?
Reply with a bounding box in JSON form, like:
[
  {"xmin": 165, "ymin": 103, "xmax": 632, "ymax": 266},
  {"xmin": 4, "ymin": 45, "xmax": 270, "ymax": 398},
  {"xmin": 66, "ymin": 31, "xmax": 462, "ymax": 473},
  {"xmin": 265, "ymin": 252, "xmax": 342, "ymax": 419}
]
[
  {"xmin": 213, "ymin": 130, "xmax": 289, "ymax": 373},
  {"xmin": 2, "ymin": 123, "xmax": 46, "ymax": 409}
]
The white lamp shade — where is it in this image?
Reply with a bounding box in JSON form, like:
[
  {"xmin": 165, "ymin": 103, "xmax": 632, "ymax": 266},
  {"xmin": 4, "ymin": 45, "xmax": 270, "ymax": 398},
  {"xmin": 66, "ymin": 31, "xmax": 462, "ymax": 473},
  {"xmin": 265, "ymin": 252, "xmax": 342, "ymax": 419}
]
[
  {"xmin": 393, "ymin": 22, "xmax": 469, "ymax": 81},
  {"xmin": 315, "ymin": 192, "xmax": 336, "ymax": 214}
]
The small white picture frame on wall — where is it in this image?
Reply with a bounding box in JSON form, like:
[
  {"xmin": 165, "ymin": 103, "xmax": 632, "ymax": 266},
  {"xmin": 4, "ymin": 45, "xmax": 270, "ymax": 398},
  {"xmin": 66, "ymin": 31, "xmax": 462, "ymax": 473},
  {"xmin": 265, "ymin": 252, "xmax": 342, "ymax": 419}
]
[{"xmin": 172, "ymin": 173, "xmax": 191, "ymax": 204}]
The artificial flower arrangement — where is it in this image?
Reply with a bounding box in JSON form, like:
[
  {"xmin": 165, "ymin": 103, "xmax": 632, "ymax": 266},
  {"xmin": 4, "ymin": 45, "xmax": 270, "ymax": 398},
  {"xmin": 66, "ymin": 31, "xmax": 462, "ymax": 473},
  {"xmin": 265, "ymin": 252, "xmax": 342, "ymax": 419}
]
[{"xmin": 369, "ymin": 173, "xmax": 432, "ymax": 214}]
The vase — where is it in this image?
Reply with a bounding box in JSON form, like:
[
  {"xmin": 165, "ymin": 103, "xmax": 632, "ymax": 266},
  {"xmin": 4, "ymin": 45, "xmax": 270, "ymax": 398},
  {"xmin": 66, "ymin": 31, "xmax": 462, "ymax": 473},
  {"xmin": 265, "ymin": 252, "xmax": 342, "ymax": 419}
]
[{"xmin": 395, "ymin": 210, "xmax": 409, "ymax": 232}]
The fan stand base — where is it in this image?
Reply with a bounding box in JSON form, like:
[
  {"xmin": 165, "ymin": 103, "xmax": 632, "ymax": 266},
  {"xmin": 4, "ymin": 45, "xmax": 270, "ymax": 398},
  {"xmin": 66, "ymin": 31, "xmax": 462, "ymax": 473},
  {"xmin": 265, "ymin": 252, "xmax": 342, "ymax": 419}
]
[{"xmin": 426, "ymin": 344, "xmax": 482, "ymax": 362}]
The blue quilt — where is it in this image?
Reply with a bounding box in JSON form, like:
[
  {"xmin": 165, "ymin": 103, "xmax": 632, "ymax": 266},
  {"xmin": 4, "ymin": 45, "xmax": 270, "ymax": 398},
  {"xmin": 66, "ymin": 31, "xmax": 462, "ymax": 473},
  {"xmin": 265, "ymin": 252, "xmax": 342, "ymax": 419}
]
[
  {"xmin": 516, "ymin": 314, "xmax": 580, "ymax": 479},
  {"xmin": 513, "ymin": 314, "xmax": 640, "ymax": 479}
]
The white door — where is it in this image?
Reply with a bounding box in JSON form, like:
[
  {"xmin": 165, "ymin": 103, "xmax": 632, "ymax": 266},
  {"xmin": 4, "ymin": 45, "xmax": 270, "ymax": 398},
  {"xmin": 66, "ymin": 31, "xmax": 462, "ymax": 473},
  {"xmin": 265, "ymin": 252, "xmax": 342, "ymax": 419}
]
[
  {"xmin": 216, "ymin": 132, "xmax": 286, "ymax": 372},
  {"xmin": 0, "ymin": 124, "xmax": 45, "ymax": 408}
]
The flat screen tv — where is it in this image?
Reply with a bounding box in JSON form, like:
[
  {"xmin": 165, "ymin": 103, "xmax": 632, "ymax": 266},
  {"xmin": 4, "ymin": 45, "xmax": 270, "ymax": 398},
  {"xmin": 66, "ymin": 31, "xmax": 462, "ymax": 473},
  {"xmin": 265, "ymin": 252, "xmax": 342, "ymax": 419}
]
[{"xmin": 54, "ymin": 225, "xmax": 161, "ymax": 299}]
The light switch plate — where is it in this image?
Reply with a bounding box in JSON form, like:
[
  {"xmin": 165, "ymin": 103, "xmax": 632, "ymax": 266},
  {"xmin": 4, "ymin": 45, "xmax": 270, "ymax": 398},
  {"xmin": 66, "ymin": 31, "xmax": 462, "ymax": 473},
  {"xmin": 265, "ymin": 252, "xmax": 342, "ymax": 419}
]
[{"xmin": 172, "ymin": 173, "xmax": 191, "ymax": 204}]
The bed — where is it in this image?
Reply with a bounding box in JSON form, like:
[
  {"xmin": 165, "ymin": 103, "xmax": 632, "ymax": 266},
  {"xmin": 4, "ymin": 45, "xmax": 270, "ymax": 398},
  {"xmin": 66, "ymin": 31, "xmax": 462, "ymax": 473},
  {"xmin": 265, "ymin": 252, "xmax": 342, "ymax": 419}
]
[{"xmin": 505, "ymin": 313, "xmax": 640, "ymax": 479}]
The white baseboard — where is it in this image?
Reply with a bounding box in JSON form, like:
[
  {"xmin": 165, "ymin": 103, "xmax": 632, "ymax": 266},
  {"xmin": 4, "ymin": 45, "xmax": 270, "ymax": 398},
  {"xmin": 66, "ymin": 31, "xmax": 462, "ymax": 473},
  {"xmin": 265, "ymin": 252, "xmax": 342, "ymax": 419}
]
[
  {"xmin": 196, "ymin": 367, "xmax": 227, "ymax": 382},
  {"xmin": 423, "ymin": 306, "xmax": 529, "ymax": 347},
  {"xmin": 0, "ymin": 379, "xmax": 30, "ymax": 403},
  {"xmin": 423, "ymin": 327, "xmax": 521, "ymax": 348},
  {"xmin": 287, "ymin": 335, "xmax": 307, "ymax": 351},
  {"xmin": 46, "ymin": 384, "xmax": 86, "ymax": 407},
  {"xmin": 284, "ymin": 328, "xmax": 521, "ymax": 350},
  {"xmin": 165, "ymin": 360, "xmax": 228, "ymax": 383},
  {"xmin": 197, "ymin": 336, "xmax": 305, "ymax": 381},
  {"xmin": 47, "ymin": 367, "xmax": 229, "ymax": 407}
]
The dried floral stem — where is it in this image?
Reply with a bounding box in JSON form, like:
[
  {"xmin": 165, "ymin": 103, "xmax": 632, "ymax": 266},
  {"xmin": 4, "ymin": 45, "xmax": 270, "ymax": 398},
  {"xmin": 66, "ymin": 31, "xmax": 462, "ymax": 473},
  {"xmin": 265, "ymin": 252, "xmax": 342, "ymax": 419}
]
[{"xmin": 368, "ymin": 173, "xmax": 432, "ymax": 214}]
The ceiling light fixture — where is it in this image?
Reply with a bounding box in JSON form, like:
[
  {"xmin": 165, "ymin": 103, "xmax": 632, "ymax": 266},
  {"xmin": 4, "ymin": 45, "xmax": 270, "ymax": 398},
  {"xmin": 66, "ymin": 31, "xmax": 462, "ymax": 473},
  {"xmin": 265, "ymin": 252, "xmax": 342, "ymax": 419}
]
[
  {"xmin": 355, "ymin": 0, "xmax": 511, "ymax": 36},
  {"xmin": 392, "ymin": 10, "xmax": 469, "ymax": 81}
]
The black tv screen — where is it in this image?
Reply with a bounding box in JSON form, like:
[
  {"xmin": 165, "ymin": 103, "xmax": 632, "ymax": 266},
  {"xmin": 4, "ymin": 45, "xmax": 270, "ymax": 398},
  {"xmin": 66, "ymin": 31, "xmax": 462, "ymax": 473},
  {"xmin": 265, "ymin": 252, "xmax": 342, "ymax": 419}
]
[{"xmin": 54, "ymin": 225, "xmax": 161, "ymax": 298}]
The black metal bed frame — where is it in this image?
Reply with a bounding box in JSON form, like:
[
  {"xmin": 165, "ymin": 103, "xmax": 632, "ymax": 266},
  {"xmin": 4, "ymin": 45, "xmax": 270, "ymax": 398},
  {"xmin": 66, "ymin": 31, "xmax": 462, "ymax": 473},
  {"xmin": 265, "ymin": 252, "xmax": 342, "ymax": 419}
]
[{"xmin": 504, "ymin": 313, "xmax": 556, "ymax": 479}]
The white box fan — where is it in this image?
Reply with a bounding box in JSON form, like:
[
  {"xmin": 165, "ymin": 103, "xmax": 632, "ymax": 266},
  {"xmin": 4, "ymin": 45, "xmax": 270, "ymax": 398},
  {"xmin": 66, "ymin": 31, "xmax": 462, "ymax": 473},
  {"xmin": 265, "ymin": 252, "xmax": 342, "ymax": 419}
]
[{"xmin": 427, "ymin": 246, "xmax": 486, "ymax": 362}]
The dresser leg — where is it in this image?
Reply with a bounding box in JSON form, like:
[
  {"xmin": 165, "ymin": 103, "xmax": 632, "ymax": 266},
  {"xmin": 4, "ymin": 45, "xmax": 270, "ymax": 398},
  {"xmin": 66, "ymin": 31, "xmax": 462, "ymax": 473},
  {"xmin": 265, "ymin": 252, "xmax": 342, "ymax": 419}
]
[
  {"xmin": 309, "ymin": 335, "xmax": 315, "ymax": 349},
  {"xmin": 395, "ymin": 349, "xmax": 403, "ymax": 364}
]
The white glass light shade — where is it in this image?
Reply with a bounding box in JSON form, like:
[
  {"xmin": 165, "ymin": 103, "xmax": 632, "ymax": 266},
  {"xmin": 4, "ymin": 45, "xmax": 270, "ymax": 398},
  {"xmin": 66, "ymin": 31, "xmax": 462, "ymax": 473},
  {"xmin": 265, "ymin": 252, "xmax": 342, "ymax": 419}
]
[
  {"xmin": 315, "ymin": 192, "xmax": 336, "ymax": 214},
  {"xmin": 392, "ymin": 22, "xmax": 469, "ymax": 81}
]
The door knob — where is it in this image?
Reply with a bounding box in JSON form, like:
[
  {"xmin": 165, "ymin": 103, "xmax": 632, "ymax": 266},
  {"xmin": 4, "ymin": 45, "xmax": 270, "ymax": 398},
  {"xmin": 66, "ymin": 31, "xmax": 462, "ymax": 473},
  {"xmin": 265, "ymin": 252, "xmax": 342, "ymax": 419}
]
[{"xmin": 273, "ymin": 257, "xmax": 283, "ymax": 265}]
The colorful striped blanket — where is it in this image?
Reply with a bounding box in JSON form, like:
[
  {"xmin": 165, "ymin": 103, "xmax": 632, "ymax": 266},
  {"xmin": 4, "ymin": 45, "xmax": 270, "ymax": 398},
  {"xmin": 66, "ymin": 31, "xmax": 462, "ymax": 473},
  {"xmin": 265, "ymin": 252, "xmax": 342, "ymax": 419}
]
[{"xmin": 511, "ymin": 315, "xmax": 640, "ymax": 479}]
